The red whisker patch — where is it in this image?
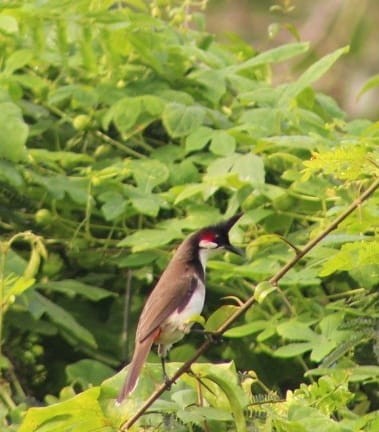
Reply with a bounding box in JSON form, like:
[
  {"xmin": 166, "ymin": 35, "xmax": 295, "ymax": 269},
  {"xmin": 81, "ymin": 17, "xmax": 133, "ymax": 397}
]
[{"xmin": 200, "ymin": 232, "xmax": 216, "ymax": 242}]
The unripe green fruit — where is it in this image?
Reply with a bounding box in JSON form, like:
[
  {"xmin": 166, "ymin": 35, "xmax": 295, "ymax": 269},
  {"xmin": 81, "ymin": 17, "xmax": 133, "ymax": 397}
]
[
  {"xmin": 35, "ymin": 209, "xmax": 53, "ymax": 225},
  {"xmin": 73, "ymin": 114, "xmax": 91, "ymax": 130}
]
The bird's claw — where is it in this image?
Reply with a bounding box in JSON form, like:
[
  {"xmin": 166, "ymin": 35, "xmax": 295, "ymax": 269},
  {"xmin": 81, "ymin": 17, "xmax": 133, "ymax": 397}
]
[
  {"xmin": 164, "ymin": 373, "xmax": 172, "ymax": 390},
  {"xmin": 204, "ymin": 331, "xmax": 223, "ymax": 345}
]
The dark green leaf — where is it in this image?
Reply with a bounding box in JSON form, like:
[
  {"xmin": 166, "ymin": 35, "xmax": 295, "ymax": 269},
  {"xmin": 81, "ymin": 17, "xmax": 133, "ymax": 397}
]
[
  {"xmin": 31, "ymin": 293, "xmax": 97, "ymax": 348},
  {"xmin": 38, "ymin": 279, "xmax": 115, "ymax": 301}
]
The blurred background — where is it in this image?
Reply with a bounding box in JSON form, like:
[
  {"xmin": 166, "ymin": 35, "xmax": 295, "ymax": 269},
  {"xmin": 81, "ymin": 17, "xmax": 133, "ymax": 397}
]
[{"xmin": 205, "ymin": 0, "xmax": 379, "ymax": 119}]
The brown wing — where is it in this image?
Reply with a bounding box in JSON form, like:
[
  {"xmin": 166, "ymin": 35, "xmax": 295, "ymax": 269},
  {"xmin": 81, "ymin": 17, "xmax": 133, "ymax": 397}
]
[{"xmin": 136, "ymin": 259, "xmax": 199, "ymax": 343}]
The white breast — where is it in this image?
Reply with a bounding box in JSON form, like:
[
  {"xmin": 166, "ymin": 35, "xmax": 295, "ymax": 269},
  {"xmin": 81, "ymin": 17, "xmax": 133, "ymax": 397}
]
[{"xmin": 157, "ymin": 277, "xmax": 206, "ymax": 347}]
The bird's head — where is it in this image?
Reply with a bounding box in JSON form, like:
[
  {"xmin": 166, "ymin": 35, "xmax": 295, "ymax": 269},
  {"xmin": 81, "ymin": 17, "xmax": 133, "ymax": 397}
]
[{"xmin": 196, "ymin": 213, "xmax": 243, "ymax": 256}]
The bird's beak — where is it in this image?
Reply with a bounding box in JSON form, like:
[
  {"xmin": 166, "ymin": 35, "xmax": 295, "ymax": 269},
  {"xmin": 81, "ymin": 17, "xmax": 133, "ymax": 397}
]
[{"xmin": 225, "ymin": 243, "xmax": 244, "ymax": 256}]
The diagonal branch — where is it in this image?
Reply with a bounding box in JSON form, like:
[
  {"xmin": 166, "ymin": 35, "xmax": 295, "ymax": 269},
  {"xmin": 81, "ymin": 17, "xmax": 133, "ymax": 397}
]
[{"xmin": 120, "ymin": 178, "xmax": 379, "ymax": 431}]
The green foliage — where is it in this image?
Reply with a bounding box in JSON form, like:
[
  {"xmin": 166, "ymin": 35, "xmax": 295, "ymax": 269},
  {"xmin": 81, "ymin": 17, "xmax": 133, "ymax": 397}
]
[{"xmin": 0, "ymin": 0, "xmax": 378, "ymax": 431}]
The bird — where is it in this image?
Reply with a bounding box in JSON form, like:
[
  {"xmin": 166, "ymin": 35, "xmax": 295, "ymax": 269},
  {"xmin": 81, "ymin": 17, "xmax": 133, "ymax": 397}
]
[{"xmin": 116, "ymin": 213, "xmax": 243, "ymax": 403}]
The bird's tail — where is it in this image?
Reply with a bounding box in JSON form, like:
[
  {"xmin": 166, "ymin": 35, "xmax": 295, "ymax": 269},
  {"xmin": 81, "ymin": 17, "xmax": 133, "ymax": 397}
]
[{"xmin": 116, "ymin": 334, "xmax": 156, "ymax": 404}]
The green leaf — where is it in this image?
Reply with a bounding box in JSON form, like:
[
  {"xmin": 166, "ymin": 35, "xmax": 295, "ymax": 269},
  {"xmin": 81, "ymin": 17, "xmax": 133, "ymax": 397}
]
[
  {"xmin": 274, "ymin": 342, "xmax": 314, "ymax": 358},
  {"xmin": 4, "ymin": 249, "xmax": 27, "ymax": 275},
  {"xmin": 114, "ymin": 251, "xmax": 159, "ymax": 268},
  {"xmin": 31, "ymin": 292, "xmax": 97, "ymax": 348},
  {"xmin": 18, "ymin": 388, "xmax": 107, "ymax": 432},
  {"xmin": 66, "ymin": 178, "xmax": 90, "ymax": 204},
  {"xmin": 66, "ymin": 359, "xmax": 114, "ymax": 387},
  {"xmin": 254, "ymin": 281, "xmax": 276, "ymax": 303},
  {"xmin": 48, "ymin": 84, "xmax": 98, "ymax": 108},
  {"xmin": 238, "ymin": 108, "xmax": 281, "ymax": 138},
  {"xmin": 162, "ymin": 102, "xmax": 205, "ymax": 138},
  {"xmin": 348, "ymin": 366, "xmax": 379, "ymax": 383},
  {"xmin": 0, "ymin": 15, "xmax": 18, "ymax": 35},
  {"xmin": 224, "ymin": 320, "xmax": 268, "ymax": 338},
  {"xmin": 190, "ymin": 69, "xmax": 227, "ymax": 105},
  {"xmin": 205, "ymin": 305, "xmax": 238, "ymax": 332},
  {"xmin": 210, "ymin": 130, "xmax": 236, "ymax": 156},
  {"xmin": 29, "ymin": 149, "xmax": 93, "ymax": 168},
  {"xmin": 232, "ymin": 153, "xmax": 265, "ymax": 185},
  {"xmin": 279, "ymin": 46, "xmax": 349, "ymax": 106},
  {"xmin": 0, "ymin": 160, "xmax": 24, "ymax": 186},
  {"xmin": 3, "ymin": 274, "xmax": 35, "ymax": 306},
  {"xmin": 171, "ymin": 389, "xmax": 197, "ymax": 408},
  {"xmin": 130, "ymin": 159, "xmax": 169, "ymax": 192},
  {"xmin": 0, "ymin": 102, "xmax": 28, "ymax": 161},
  {"xmin": 38, "ymin": 279, "xmax": 115, "ymax": 301},
  {"xmin": 358, "ymin": 73, "xmax": 379, "ymax": 99},
  {"xmin": 100, "ymin": 191, "xmax": 127, "ymax": 221},
  {"xmin": 118, "ymin": 228, "xmax": 181, "ymax": 251},
  {"xmin": 169, "ymin": 160, "xmax": 200, "ymax": 185},
  {"xmin": 177, "ymin": 406, "xmax": 233, "ymax": 424},
  {"xmin": 4, "ymin": 49, "xmax": 33, "ymax": 74},
  {"xmin": 139, "ymin": 94, "xmax": 164, "ymax": 116},
  {"xmin": 310, "ymin": 340, "xmax": 337, "ymax": 362},
  {"xmin": 108, "ymin": 97, "xmax": 141, "ymax": 134},
  {"xmin": 185, "ymin": 126, "xmax": 214, "ymax": 153},
  {"xmin": 174, "ymin": 183, "xmax": 214, "ymax": 204},
  {"xmin": 190, "ymin": 362, "xmax": 248, "ymax": 432},
  {"xmin": 128, "ymin": 189, "xmax": 161, "ymax": 217},
  {"xmin": 277, "ymin": 320, "xmax": 318, "ymax": 341},
  {"xmin": 227, "ymin": 42, "xmax": 309, "ymax": 73},
  {"xmin": 319, "ymin": 241, "xmax": 379, "ymax": 276}
]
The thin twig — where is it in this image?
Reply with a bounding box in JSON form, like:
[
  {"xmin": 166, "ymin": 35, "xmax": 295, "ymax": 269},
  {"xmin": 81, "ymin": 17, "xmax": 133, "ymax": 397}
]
[
  {"xmin": 95, "ymin": 131, "xmax": 145, "ymax": 158},
  {"xmin": 120, "ymin": 178, "xmax": 379, "ymax": 431}
]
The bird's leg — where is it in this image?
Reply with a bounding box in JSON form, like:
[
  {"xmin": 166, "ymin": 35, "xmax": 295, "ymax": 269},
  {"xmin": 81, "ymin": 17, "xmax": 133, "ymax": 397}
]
[
  {"xmin": 158, "ymin": 344, "xmax": 171, "ymax": 389},
  {"xmin": 191, "ymin": 326, "xmax": 223, "ymax": 345},
  {"xmin": 160, "ymin": 356, "xmax": 171, "ymax": 387}
]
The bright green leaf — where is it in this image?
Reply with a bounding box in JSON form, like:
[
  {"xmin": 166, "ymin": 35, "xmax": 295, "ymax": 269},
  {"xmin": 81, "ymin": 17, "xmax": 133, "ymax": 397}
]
[
  {"xmin": 130, "ymin": 159, "xmax": 169, "ymax": 192},
  {"xmin": 0, "ymin": 15, "xmax": 18, "ymax": 34},
  {"xmin": 118, "ymin": 228, "xmax": 181, "ymax": 251},
  {"xmin": 0, "ymin": 102, "xmax": 28, "ymax": 161},
  {"xmin": 224, "ymin": 320, "xmax": 267, "ymax": 338},
  {"xmin": 66, "ymin": 359, "xmax": 114, "ymax": 387},
  {"xmin": 274, "ymin": 342, "xmax": 314, "ymax": 358},
  {"xmin": 205, "ymin": 305, "xmax": 239, "ymax": 332},
  {"xmin": 232, "ymin": 153, "xmax": 265, "ymax": 185},
  {"xmin": 162, "ymin": 102, "xmax": 205, "ymax": 138},
  {"xmin": 210, "ymin": 130, "xmax": 236, "ymax": 156},
  {"xmin": 185, "ymin": 126, "xmax": 214, "ymax": 153},
  {"xmin": 227, "ymin": 42, "xmax": 309, "ymax": 73},
  {"xmin": 254, "ymin": 281, "xmax": 276, "ymax": 303},
  {"xmin": 279, "ymin": 46, "xmax": 349, "ymax": 106},
  {"xmin": 358, "ymin": 73, "xmax": 379, "ymax": 99},
  {"xmin": 277, "ymin": 320, "xmax": 318, "ymax": 341},
  {"xmin": 4, "ymin": 49, "xmax": 33, "ymax": 74},
  {"xmin": 100, "ymin": 191, "xmax": 127, "ymax": 221},
  {"xmin": 18, "ymin": 388, "xmax": 106, "ymax": 432}
]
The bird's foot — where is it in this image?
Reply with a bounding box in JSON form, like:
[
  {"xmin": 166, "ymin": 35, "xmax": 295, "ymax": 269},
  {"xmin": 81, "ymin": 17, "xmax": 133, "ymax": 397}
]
[
  {"xmin": 163, "ymin": 373, "xmax": 172, "ymax": 390},
  {"xmin": 204, "ymin": 330, "xmax": 223, "ymax": 345},
  {"xmin": 191, "ymin": 327, "xmax": 223, "ymax": 344}
]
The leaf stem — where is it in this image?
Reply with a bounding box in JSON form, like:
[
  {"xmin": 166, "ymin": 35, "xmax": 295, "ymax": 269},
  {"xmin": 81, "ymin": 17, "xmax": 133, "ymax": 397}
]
[{"xmin": 95, "ymin": 131, "xmax": 145, "ymax": 158}]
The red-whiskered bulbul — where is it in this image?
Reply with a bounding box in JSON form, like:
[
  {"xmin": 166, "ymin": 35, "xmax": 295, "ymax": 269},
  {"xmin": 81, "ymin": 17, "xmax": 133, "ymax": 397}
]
[{"xmin": 116, "ymin": 213, "xmax": 243, "ymax": 403}]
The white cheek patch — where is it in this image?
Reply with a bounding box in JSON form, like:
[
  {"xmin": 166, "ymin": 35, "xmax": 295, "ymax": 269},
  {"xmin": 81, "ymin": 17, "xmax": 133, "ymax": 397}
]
[{"xmin": 199, "ymin": 239, "xmax": 218, "ymax": 249}]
